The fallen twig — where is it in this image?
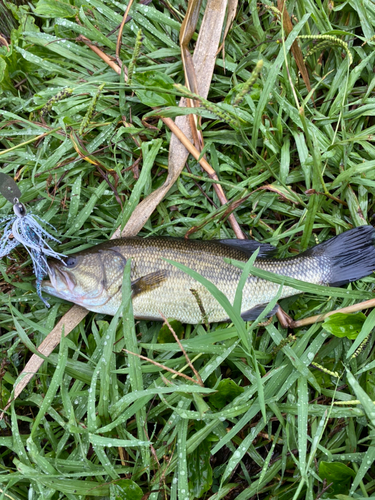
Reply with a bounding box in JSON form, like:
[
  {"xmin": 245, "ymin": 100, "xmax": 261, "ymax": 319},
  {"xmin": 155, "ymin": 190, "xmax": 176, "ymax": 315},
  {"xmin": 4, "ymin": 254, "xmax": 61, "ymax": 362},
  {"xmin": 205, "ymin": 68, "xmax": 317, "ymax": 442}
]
[{"xmin": 291, "ymin": 298, "xmax": 375, "ymax": 328}]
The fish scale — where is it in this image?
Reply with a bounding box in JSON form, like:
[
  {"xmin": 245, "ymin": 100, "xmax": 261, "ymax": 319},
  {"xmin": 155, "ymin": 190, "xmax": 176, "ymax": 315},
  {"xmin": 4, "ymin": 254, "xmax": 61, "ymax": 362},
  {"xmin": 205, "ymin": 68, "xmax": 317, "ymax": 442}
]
[{"xmin": 41, "ymin": 227, "xmax": 375, "ymax": 324}]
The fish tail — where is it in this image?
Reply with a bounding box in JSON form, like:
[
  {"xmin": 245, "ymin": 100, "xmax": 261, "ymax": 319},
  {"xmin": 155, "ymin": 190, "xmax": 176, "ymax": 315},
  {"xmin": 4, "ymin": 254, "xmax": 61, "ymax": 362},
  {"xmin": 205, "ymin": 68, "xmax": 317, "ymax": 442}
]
[{"xmin": 304, "ymin": 225, "xmax": 375, "ymax": 287}]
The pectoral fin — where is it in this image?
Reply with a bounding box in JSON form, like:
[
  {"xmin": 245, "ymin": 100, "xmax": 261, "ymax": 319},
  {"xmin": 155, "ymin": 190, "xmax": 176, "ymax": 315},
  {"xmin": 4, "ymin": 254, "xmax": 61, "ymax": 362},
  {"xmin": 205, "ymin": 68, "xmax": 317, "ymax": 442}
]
[
  {"xmin": 131, "ymin": 270, "xmax": 169, "ymax": 297},
  {"xmin": 241, "ymin": 303, "xmax": 279, "ymax": 321}
]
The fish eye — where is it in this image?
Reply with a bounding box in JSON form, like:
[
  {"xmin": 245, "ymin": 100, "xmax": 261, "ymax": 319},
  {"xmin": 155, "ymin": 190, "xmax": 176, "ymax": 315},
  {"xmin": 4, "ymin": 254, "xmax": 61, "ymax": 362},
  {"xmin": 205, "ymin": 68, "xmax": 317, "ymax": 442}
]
[{"xmin": 65, "ymin": 256, "xmax": 78, "ymax": 268}]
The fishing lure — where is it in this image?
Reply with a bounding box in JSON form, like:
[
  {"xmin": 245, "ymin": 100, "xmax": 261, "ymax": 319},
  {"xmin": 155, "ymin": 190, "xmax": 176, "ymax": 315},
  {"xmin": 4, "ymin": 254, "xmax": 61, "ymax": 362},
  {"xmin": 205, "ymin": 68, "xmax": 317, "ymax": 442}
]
[{"xmin": 0, "ymin": 173, "xmax": 66, "ymax": 306}]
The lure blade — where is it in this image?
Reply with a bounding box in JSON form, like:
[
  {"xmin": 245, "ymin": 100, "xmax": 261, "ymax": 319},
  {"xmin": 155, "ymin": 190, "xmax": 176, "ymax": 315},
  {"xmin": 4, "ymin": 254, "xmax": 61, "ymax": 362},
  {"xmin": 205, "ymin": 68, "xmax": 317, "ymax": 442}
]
[{"xmin": 0, "ymin": 173, "xmax": 22, "ymax": 203}]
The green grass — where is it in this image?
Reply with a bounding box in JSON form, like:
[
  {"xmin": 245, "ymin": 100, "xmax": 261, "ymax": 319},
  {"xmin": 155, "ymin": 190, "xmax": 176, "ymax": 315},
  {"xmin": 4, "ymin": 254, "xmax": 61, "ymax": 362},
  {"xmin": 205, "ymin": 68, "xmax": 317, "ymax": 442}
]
[{"xmin": 1, "ymin": 0, "xmax": 375, "ymax": 498}]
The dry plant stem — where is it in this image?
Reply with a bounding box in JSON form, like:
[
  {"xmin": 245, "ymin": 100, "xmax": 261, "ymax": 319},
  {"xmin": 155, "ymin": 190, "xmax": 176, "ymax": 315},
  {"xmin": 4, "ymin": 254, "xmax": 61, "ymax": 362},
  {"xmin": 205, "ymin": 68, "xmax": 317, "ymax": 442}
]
[
  {"xmin": 216, "ymin": 0, "xmax": 238, "ymax": 54},
  {"xmin": 276, "ymin": 306, "xmax": 293, "ymax": 329},
  {"xmin": 180, "ymin": 0, "xmax": 204, "ymax": 150},
  {"xmin": 123, "ymin": 348, "xmax": 201, "ymax": 386},
  {"xmin": 180, "ymin": 0, "xmax": 202, "ymax": 95},
  {"xmin": 118, "ymin": 446, "xmax": 126, "ymax": 467},
  {"xmin": 161, "ymin": 117, "xmax": 244, "ymax": 238},
  {"xmin": 315, "ymin": 481, "xmax": 334, "ymax": 500},
  {"xmin": 0, "ymin": 489, "xmax": 15, "ymax": 500},
  {"xmin": 160, "ymin": 313, "xmax": 204, "ymax": 387},
  {"xmin": 171, "ymin": 353, "xmax": 203, "ymax": 379},
  {"xmin": 0, "ymin": 35, "xmax": 9, "ymax": 50},
  {"xmin": 188, "ymin": 105, "xmax": 201, "ymax": 152},
  {"xmin": 77, "ymin": 35, "xmax": 126, "ymax": 78},
  {"xmin": 291, "ymin": 298, "xmax": 375, "ymax": 328},
  {"xmin": 277, "ymin": 0, "xmax": 312, "ymax": 97},
  {"xmin": 115, "ymin": 0, "xmax": 134, "ymax": 70},
  {"xmin": 79, "ymin": 37, "xmax": 226, "ymax": 190}
]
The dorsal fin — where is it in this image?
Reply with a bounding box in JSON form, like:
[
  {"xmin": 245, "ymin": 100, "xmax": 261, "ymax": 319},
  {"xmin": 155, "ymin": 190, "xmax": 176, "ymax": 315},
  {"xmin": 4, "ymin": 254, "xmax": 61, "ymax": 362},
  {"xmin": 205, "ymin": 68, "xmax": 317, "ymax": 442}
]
[{"xmin": 219, "ymin": 239, "xmax": 277, "ymax": 258}]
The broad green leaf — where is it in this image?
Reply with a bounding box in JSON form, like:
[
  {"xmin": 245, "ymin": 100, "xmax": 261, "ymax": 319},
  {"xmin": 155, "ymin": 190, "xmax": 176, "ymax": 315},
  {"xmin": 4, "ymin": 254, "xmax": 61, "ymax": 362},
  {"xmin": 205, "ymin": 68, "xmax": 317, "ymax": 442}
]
[
  {"xmin": 0, "ymin": 57, "xmax": 7, "ymax": 84},
  {"xmin": 133, "ymin": 71, "xmax": 176, "ymax": 107},
  {"xmin": 34, "ymin": 0, "xmax": 77, "ymax": 18},
  {"xmin": 110, "ymin": 480, "xmax": 143, "ymax": 500},
  {"xmin": 208, "ymin": 379, "xmax": 244, "ymax": 410},
  {"xmin": 188, "ymin": 438, "xmax": 213, "ymax": 498},
  {"xmin": 323, "ymin": 312, "xmax": 366, "ymax": 339},
  {"xmin": 319, "ymin": 461, "xmax": 355, "ymax": 495},
  {"xmin": 157, "ymin": 319, "xmax": 184, "ymax": 343},
  {"xmin": 0, "ymin": 56, "xmax": 15, "ymax": 94}
]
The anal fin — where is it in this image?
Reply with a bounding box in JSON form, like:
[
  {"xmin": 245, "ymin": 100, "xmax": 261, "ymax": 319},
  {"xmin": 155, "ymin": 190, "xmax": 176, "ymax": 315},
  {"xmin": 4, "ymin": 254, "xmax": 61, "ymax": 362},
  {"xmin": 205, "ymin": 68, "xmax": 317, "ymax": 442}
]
[
  {"xmin": 131, "ymin": 270, "xmax": 169, "ymax": 297},
  {"xmin": 241, "ymin": 303, "xmax": 279, "ymax": 321}
]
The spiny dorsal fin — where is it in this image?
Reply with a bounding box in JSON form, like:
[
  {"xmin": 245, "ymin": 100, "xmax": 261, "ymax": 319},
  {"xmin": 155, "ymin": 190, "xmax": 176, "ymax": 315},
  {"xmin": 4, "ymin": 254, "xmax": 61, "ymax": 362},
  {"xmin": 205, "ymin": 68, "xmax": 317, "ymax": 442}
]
[{"xmin": 219, "ymin": 239, "xmax": 277, "ymax": 257}]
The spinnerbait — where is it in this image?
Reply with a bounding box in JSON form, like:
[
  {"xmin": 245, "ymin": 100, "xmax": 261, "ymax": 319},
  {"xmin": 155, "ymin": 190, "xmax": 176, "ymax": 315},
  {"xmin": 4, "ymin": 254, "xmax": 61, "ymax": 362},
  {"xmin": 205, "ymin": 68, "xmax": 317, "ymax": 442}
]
[{"xmin": 0, "ymin": 173, "xmax": 66, "ymax": 306}]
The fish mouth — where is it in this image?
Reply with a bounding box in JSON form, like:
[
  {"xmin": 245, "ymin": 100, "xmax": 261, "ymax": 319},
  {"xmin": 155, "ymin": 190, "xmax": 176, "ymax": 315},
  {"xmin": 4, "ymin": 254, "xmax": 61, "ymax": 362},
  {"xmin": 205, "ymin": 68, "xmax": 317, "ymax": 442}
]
[
  {"xmin": 41, "ymin": 260, "xmax": 114, "ymax": 311},
  {"xmin": 41, "ymin": 260, "xmax": 77, "ymax": 298}
]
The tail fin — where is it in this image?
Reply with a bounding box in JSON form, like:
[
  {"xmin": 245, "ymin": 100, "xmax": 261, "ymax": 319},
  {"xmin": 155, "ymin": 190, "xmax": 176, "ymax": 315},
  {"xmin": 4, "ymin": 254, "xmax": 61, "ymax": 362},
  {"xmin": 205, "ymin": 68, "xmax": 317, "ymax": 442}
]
[{"xmin": 304, "ymin": 225, "xmax": 375, "ymax": 287}]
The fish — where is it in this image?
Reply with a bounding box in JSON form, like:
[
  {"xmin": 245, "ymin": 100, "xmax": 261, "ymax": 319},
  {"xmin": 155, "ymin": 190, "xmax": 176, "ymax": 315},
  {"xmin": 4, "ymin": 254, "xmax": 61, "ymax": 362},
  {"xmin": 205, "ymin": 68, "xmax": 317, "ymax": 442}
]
[{"xmin": 41, "ymin": 226, "xmax": 375, "ymax": 324}]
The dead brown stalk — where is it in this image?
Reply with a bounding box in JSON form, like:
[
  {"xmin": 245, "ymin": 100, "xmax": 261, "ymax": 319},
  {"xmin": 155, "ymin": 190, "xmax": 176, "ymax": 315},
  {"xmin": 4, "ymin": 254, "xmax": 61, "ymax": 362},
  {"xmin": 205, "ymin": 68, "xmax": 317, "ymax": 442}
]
[
  {"xmin": 123, "ymin": 348, "xmax": 201, "ymax": 386},
  {"xmin": 115, "ymin": 0, "xmax": 134, "ymax": 71},
  {"xmin": 159, "ymin": 313, "xmax": 204, "ymax": 387},
  {"xmin": 277, "ymin": 0, "xmax": 312, "ymax": 98},
  {"xmin": 291, "ymin": 298, "xmax": 375, "ymax": 328}
]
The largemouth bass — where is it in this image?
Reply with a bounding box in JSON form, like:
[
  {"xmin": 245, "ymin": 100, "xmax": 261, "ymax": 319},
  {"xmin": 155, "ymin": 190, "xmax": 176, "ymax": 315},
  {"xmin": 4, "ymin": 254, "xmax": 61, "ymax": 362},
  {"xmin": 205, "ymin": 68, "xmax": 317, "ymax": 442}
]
[{"xmin": 41, "ymin": 226, "xmax": 375, "ymax": 324}]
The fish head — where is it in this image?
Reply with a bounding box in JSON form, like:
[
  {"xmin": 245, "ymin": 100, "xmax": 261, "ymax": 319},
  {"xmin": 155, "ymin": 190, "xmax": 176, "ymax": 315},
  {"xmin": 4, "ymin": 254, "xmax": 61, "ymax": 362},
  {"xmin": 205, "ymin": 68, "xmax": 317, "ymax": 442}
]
[{"xmin": 41, "ymin": 247, "xmax": 127, "ymax": 310}]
